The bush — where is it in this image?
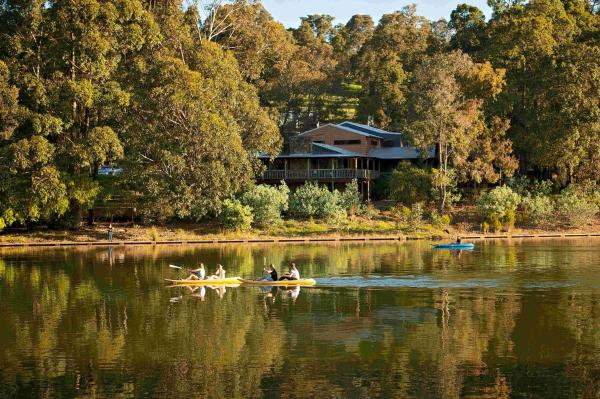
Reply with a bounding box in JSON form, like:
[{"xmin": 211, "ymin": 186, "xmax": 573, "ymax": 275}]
[
  {"xmin": 240, "ymin": 182, "xmax": 289, "ymax": 227},
  {"xmin": 505, "ymin": 209, "xmax": 516, "ymax": 231},
  {"xmin": 481, "ymin": 221, "xmax": 490, "ymax": 233},
  {"xmin": 387, "ymin": 162, "xmax": 432, "ymax": 204},
  {"xmin": 288, "ymin": 182, "xmax": 341, "ymax": 219},
  {"xmin": 478, "ymin": 186, "xmax": 521, "ymax": 228},
  {"xmin": 395, "ymin": 203, "xmax": 424, "ymax": 231},
  {"xmin": 430, "ymin": 211, "xmax": 451, "ymax": 229},
  {"xmin": 556, "ymin": 187, "xmax": 599, "ymax": 227},
  {"xmin": 521, "ymin": 195, "xmax": 555, "ymax": 228},
  {"xmin": 490, "ymin": 213, "xmax": 503, "ymax": 232},
  {"xmin": 339, "ymin": 179, "xmax": 363, "ymax": 215},
  {"xmin": 219, "ymin": 199, "xmax": 253, "ymax": 231}
]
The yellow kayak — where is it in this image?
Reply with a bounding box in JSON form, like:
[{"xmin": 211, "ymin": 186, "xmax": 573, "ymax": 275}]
[
  {"xmin": 239, "ymin": 278, "xmax": 316, "ymax": 286},
  {"xmin": 165, "ymin": 277, "xmax": 241, "ymax": 285}
]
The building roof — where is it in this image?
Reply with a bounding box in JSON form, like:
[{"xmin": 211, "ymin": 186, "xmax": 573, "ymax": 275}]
[
  {"xmin": 368, "ymin": 146, "xmax": 435, "ymax": 160},
  {"xmin": 260, "ymin": 122, "xmax": 434, "ymax": 160},
  {"xmin": 258, "ymin": 142, "xmax": 366, "ymax": 159},
  {"xmin": 312, "ymin": 142, "xmax": 364, "ymax": 156},
  {"xmin": 298, "ymin": 123, "xmax": 380, "ymax": 139},
  {"xmin": 338, "ymin": 121, "xmax": 404, "ymax": 146}
]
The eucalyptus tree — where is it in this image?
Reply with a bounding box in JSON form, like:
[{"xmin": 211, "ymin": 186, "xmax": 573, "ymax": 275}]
[{"xmin": 408, "ymin": 51, "xmax": 517, "ymax": 209}]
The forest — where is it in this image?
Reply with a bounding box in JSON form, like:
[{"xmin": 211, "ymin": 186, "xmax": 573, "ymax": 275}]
[{"xmin": 0, "ymin": 0, "xmax": 599, "ymax": 231}]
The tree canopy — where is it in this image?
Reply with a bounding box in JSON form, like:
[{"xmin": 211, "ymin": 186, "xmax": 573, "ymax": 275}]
[{"xmin": 0, "ymin": 0, "xmax": 598, "ymax": 229}]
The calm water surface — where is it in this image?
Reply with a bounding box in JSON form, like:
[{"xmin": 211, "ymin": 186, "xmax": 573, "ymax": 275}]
[{"xmin": 1, "ymin": 239, "xmax": 600, "ymax": 398}]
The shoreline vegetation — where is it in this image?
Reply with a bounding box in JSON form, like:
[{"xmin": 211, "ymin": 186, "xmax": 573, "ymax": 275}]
[
  {"xmin": 3, "ymin": 209, "xmax": 599, "ymax": 246},
  {"xmin": 1, "ymin": 1, "xmax": 599, "ymax": 241}
]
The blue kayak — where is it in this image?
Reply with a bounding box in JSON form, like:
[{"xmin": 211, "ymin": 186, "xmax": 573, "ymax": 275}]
[{"xmin": 432, "ymin": 243, "xmax": 475, "ymax": 250}]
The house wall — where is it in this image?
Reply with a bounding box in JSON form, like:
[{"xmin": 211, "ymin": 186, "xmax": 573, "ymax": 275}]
[{"xmin": 302, "ymin": 125, "xmax": 380, "ymax": 155}]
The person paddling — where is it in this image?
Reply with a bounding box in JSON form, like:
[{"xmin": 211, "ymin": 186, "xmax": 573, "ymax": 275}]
[
  {"xmin": 456, "ymin": 236, "xmax": 462, "ymax": 244},
  {"xmin": 279, "ymin": 263, "xmax": 300, "ymax": 281},
  {"xmin": 258, "ymin": 264, "xmax": 278, "ymax": 281},
  {"xmin": 186, "ymin": 263, "xmax": 206, "ymax": 281},
  {"xmin": 208, "ymin": 264, "xmax": 226, "ymax": 280}
]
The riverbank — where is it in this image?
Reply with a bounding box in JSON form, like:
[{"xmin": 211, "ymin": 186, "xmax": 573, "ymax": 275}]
[{"xmin": 2, "ymin": 220, "xmax": 600, "ymax": 248}]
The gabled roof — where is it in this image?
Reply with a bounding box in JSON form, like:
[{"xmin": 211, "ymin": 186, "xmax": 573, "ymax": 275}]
[
  {"xmin": 338, "ymin": 121, "xmax": 404, "ymax": 146},
  {"xmin": 297, "ymin": 123, "xmax": 380, "ymax": 139}
]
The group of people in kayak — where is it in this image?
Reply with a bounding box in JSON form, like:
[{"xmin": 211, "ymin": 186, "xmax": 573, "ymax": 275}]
[
  {"xmin": 258, "ymin": 263, "xmax": 300, "ymax": 281},
  {"xmin": 185, "ymin": 262, "xmax": 301, "ymax": 281},
  {"xmin": 186, "ymin": 263, "xmax": 225, "ymax": 281}
]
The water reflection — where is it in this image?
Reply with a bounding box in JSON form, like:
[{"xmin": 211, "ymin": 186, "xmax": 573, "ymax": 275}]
[{"xmin": 0, "ymin": 239, "xmax": 599, "ymax": 398}]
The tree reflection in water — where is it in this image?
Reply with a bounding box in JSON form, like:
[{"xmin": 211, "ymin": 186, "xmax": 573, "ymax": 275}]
[{"xmin": 0, "ymin": 239, "xmax": 600, "ymax": 398}]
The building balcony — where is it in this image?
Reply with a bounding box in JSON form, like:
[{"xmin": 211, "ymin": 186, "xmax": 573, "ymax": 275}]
[{"xmin": 259, "ymin": 168, "xmax": 380, "ymax": 181}]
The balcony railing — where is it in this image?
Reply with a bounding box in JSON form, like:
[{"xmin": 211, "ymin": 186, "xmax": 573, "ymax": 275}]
[{"xmin": 260, "ymin": 169, "xmax": 380, "ymax": 180}]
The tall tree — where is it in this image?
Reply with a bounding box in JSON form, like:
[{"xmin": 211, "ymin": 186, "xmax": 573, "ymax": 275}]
[
  {"xmin": 356, "ymin": 6, "xmax": 434, "ymax": 129},
  {"xmin": 125, "ymin": 3, "xmax": 280, "ymax": 222},
  {"xmin": 408, "ymin": 51, "xmax": 516, "ymax": 209},
  {"xmin": 449, "ymin": 4, "xmax": 487, "ymax": 54},
  {"xmin": 484, "ymin": 0, "xmax": 594, "ymax": 175}
]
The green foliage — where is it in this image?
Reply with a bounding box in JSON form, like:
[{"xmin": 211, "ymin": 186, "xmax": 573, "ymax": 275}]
[
  {"xmin": 240, "ymin": 183, "xmax": 289, "ymax": 227},
  {"xmin": 430, "ymin": 168, "xmax": 461, "ymax": 209},
  {"xmin": 338, "ymin": 179, "xmax": 363, "ymax": 215},
  {"xmin": 392, "ymin": 203, "xmax": 424, "ymax": 230},
  {"xmin": 219, "ymin": 199, "xmax": 253, "ymax": 231},
  {"xmin": 481, "ymin": 221, "xmax": 490, "ymax": 233},
  {"xmin": 288, "ymin": 182, "xmax": 341, "ymax": 219},
  {"xmin": 430, "ymin": 211, "xmax": 452, "ymax": 229},
  {"xmin": 408, "ymin": 51, "xmax": 516, "ymax": 209},
  {"xmin": 556, "ymin": 188, "xmax": 599, "ymax": 227},
  {"xmin": 478, "ymin": 186, "xmax": 521, "ymax": 231},
  {"xmin": 521, "ymin": 195, "xmax": 555, "ymax": 228},
  {"xmin": 388, "ymin": 162, "xmax": 432, "ymax": 204}
]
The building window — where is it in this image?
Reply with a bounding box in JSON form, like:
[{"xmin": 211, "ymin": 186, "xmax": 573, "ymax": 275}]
[
  {"xmin": 371, "ymin": 140, "xmax": 378, "ymax": 146},
  {"xmin": 334, "ymin": 139, "xmax": 361, "ymax": 145},
  {"xmin": 313, "ymin": 140, "xmax": 324, "ymax": 143}
]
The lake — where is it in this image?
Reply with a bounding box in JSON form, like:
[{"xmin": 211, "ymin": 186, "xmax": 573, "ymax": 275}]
[{"xmin": 1, "ymin": 239, "xmax": 600, "ymax": 398}]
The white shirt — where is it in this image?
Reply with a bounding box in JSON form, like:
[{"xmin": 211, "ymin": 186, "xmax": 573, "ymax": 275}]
[{"xmin": 290, "ymin": 269, "xmax": 300, "ymax": 280}]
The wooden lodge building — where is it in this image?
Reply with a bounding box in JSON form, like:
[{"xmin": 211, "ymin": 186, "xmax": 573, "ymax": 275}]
[{"xmin": 258, "ymin": 121, "xmax": 435, "ymax": 199}]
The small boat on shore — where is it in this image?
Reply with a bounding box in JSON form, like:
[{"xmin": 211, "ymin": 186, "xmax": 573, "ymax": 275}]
[
  {"xmin": 165, "ymin": 277, "xmax": 242, "ymax": 285},
  {"xmin": 239, "ymin": 278, "xmax": 317, "ymax": 286},
  {"xmin": 432, "ymin": 243, "xmax": 475, "ymax": 250}
]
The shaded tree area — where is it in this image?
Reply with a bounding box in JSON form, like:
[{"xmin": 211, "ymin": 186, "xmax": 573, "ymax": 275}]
[{"xmin": 0, "ymin": 0, "xmax": 281, "ymax": 227}]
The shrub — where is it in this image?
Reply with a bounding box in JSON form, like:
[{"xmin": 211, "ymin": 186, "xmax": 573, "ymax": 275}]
[
  {"xmin": 240, "ymin": 182, "xmax": 289, "ymax": 227},
  {"xmin": 478, "ymin": 186, "xmax": 521, "ymax": 229},
  {"xmin": 403, "ymin": 203, "xmax": 424, "ymax": 231},
  {"xmin": 481, "ymin": 221, "xmax": 490, "ymax": 233},
  {"xmin": 150, "ymin": 227, "xmax": 159, "ymax": 241},
  {"xmin": 556, "ymin": 188, "xmax": 599, "ymax": 227},
  {"xmin": 374, "ymin": 173, "xmax": 390, "ymax": 200},
  {"xmin": 430, "ymin": 211, "xmax": 451, "ymax": 229},
  {"xmin": 219, "ymin": 199, "xmax": 253, "ymax": 231},
  {"xmin": 388, "ymin": 162, "xmax": 432, "ymax": 204},
  {"xmin": 339, "ymin": 179, "xmax": 363, "ymax": 215},
  {"xmin": 521, "ymin": 195, "xmax": 555, "ymax": 228},
  {"xmin": 288, "ymin": 182, "xmax": 341, "ymax": 219},
  {"xmin": 490, "ymin": 213, "xmax": 503, "ymax": 232},
  {"xmin": 505, "ymin": 209, "xmax": 516, "ymax": 231}
]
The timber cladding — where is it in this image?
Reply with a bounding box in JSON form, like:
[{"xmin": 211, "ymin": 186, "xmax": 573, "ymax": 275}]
[{"xmin": 301, "ymin": 125, "xmax": 380, "ymax": 155}]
